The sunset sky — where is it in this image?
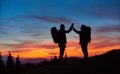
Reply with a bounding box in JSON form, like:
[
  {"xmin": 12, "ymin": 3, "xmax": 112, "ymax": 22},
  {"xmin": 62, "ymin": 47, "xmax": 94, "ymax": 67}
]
[{"xmin": 0, "ymin": 0, "xmax": 120, "ymax": 62}]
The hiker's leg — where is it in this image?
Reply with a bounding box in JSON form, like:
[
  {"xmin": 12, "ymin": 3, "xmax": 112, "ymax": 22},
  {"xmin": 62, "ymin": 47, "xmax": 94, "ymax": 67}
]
[
  {"xmin": 59, "ymin": 43, "xmax": 66, "ymax": 61},
  {"xmin": 59, "ymin": 47, "xmax": 65, "ymax": 61},
  {"xmin": 81, "ymin": 43, "xmax": 88, "ymax": 60}
]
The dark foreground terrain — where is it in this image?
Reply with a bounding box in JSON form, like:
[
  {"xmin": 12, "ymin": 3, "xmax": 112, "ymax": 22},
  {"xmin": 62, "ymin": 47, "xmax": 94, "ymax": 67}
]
[{"xmin": 22, "ymin": 49, "xmax": 120, "ymax": 74}]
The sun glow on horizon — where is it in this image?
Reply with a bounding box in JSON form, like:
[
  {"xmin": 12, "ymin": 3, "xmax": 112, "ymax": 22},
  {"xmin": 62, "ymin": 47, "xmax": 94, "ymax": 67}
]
[{"xmin": 1, "ymin": 41, "xmax": 120, "ymax": 59}]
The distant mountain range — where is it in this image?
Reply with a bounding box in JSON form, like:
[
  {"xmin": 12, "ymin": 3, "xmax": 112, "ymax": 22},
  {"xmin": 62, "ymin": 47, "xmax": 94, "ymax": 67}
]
[{"xmin": 2, "ymin": 56, "xmax": 47, "ymax": 64}]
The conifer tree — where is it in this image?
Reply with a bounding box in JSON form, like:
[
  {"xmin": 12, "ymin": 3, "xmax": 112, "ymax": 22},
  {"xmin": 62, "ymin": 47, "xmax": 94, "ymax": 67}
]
[
  {"xmin": 15, "ymin": 55, "xmax": 21, "ymax": 74},
  {"xmin": 0, "ymin": 52, "xmax": 5, "ymax": 73},
  {"xmin": 6, "ymin": 52, "xmax": 15, "ymax": 74}
]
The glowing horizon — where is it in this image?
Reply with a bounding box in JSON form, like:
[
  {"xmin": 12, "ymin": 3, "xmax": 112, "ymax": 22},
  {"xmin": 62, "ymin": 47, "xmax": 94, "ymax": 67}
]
[{"xmin": 1, "ymin": 39, "xmax": 120, "ymax": 59}]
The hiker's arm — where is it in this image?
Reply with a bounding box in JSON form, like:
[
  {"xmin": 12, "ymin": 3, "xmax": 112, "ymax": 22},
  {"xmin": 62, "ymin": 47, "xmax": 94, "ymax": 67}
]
[
  {"xmin": 73, "ymin": 26, "xmax": 80, "ymax": 34},
  {"xmin": 65, "ymin": 23, "xmax": 73, "ymax": 33}
]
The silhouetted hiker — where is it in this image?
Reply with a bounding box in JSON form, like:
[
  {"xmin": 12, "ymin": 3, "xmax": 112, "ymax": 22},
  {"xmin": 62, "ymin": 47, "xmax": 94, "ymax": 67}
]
[
  {"xmin": 73, "ymin": 24, "xmax": 91, "ymax": 60},
  {"xmin": 51, "ymin": 24, "xmax": 73, "ymax": 61}
]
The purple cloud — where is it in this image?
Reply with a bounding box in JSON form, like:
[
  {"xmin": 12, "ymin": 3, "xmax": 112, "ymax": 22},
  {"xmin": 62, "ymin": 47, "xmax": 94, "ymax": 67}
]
[
  {"xmin": 0, "ymin": 40, "xmax": 58, "ymax": 50},
  {"xmin": 31, "ymin": 32, "xmax": 45, "ymax": 37},
  {"xmin": 87, "ymin": 4, "xmax": 120, "ymax": 20},
  {"xmin": 91, "ymin": 40, "xmax": 120, "ymax": 49},
  {"xmin": 96, "ymin": 25, "xmax": 120, "ymax": 33},
  {"xmin": 91, "ymin": 34, "xmax": 120, "ymax": 49},
  {"xmin": 0, "ymin": 27, "xmax": 9, "ymax": 36},
  {"xmin": 24, "ymin": 15, "xmax": 72, "ymax": 23},
  {"xmin": 73, "ymin": 2, "xmax": 120, "ymax": 21}
]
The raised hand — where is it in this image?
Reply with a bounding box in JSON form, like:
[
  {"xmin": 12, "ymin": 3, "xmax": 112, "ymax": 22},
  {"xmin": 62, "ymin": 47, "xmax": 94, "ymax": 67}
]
[{"xmin": 71, "ymin": 23, "xmax": 74, "ymax": 28}]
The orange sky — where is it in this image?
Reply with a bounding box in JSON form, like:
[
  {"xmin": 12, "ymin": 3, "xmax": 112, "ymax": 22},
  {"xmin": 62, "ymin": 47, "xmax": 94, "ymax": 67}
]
[{"xmin": 1, "ymin": 39, "xmax": 120, "ymax": 60}]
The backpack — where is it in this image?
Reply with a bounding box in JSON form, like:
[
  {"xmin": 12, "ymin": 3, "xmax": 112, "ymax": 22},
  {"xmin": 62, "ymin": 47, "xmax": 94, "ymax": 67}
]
[
  {"xmin": 86, "ymin": 26, "xmax": 91, "ymax": 43},
  {"xmin": 51, "ymin": 27, "xmax": 59, "ymax": 43}
]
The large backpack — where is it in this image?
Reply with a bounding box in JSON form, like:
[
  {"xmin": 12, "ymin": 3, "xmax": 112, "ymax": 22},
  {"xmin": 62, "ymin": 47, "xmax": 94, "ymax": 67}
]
[
  {"xmin": 86, "ymin": 26, "xmax": 91, "ymax": 43},
  {"xmin": 51, "ymin": 27, "xmax": 59, "ymax": 43}
]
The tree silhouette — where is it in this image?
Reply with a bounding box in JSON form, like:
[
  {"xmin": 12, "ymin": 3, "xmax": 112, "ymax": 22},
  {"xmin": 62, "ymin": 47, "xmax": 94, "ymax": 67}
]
[
  {"xmin": 64, "ymin": 52, "xmax": 67, "ymax": 59},
  {"xmin": 15, "ymin": 55, "xmax": 21, "ymax": 74},
  {"xmin": 6, "ymin": 52, "xmax": 15, "ymax": 74},
  {"xmin": 53, "ymin": 55, "xmax": 58, "ymax": 63},
  {"xmin": 0, "ymin": 52, "xmax": 5, "ymax": 73}
]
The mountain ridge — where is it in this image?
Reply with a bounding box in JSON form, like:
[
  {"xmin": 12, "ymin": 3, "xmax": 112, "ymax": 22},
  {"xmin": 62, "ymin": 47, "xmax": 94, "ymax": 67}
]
[{"xmin": 22, "ymin": 49, "xmax": 120, "ymax": 74}]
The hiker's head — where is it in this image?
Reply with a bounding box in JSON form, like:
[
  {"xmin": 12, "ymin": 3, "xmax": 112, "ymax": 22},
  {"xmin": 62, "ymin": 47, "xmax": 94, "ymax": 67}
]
[
  {"xmin": 81, "ymin": 25, "xmax": 86, "ymax": 30},
  {"xmin": 60, "ymin": 24, "xmax": 65, "ymax": 29}
]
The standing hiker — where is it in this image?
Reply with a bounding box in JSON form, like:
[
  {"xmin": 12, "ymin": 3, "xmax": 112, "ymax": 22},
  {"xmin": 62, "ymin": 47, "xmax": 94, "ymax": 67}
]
[
  {"xmin": 51, "ymin": 24, "xmax": 73, "ymax": 61},
  {"xmin": 73, "ymin": 24, "xmax": 91, "ymax": 60}
]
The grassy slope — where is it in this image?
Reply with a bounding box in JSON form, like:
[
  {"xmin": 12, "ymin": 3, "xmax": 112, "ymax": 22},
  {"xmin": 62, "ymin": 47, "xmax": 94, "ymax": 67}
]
[{"xmin": 22, "ymin": 49, "xmax": 120, "ymax": 74}]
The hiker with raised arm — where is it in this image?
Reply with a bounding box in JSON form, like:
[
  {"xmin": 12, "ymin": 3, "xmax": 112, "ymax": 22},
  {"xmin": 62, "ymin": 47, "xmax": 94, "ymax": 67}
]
[
  {"xmin": 73, "ymin": 24, "xmax": 91, "ymax": 60},
  {"xmin": 51, "ymin": 24, "xmax": 73, "ymax": 61}
]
